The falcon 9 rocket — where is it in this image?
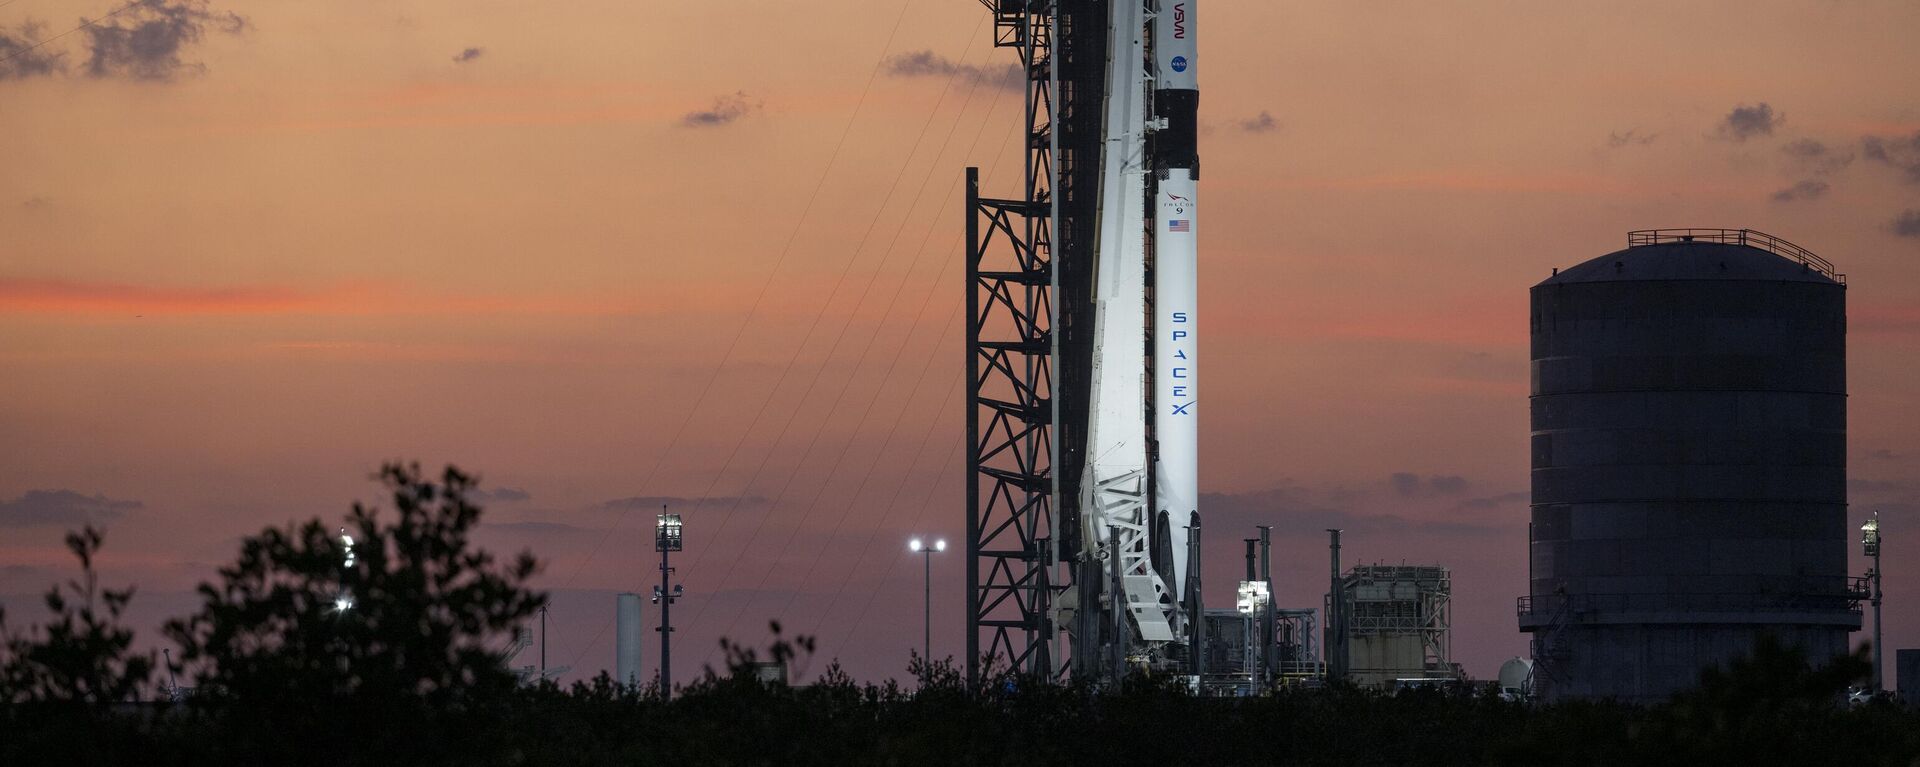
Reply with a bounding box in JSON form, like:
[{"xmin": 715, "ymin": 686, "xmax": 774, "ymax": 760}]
[{"xmin": 1079, "ymin": 0, "xmax": 1201, "ymax": 654}]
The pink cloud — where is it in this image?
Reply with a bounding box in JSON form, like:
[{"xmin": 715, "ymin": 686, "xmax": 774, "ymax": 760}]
[{"xmin": 0, "ymin": 277, "xmax": 838, "ymax": 319}]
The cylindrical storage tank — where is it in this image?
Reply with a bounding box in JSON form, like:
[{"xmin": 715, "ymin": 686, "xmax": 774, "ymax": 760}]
[
  {"xmin": 1519, "ymin": 230, "xmax": 1859, "ymax": 702},
  {"xmin": 616, "ymin": 592, "xmax": 644, "ymax": 688}
]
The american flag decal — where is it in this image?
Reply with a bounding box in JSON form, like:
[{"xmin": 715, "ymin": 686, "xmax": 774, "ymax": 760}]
[{"xmin": 1168, "ymin": 219, "xmax": 1190, "ymax": 232}]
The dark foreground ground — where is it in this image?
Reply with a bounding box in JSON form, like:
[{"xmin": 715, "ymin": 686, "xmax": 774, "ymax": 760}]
[{"xmin": 6, "ymin": 655, "xmax": 1918, "ymax": 767}]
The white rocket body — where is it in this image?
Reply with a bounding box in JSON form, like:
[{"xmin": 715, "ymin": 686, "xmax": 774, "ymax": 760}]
[
  {"xmin": 1152, "ymin": 0, "xmax": 1199, "ymax": 606},
  {"xmin": 1082, "ymin": 0, "xmax": 1177, "ymax": 643},
  {"xmin": 1154, "ymin": 175, "xmax": 1197, "ymax": 593},
  {"xmin": 1157, "ymin": 1, "xmax": 1197, "ymax": 91},
  {"xmin": 1079, "ymin": 0, "xmax": 1202, "ymax": 651}
]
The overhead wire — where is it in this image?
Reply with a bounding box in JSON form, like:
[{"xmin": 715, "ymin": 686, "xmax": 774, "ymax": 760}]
[
  {"xmin": 830, "ymin": 429, "xmax": 967, "ymax": 669},
  {"xmin": 815, "ymin": 115, "xmax": 1026, "ymax": 669},
  {"xmin": 667, "ymin": 13, "xmax": 993, "ymax": 587},
  {"xmin": 705, "ymin": 82, "xmax": 1020, "ymax": 665},
  {"xmin": 569, "ymin": 15, "xmax": 1003, "ymax": 677},
  {"xmin": 552, "ymin": 0, "xmax": 924, "ymax": 674},
  {"xmin": 540, "ymin": 0, "xmax": 919, "ymax": 617},
  {"xmin": 675, "ymin": 21, "xmax": 1006, "ymax": 654},
  {"xmin": 0, "ymin": 0, "xmax": 140, "ymax": 66}
]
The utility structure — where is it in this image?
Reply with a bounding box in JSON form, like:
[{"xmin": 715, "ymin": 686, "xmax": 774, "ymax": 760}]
[
  {"xmin": 1238, "ymin": 538, "xmax": 1268, "ymax": 682},
  {"xmin": 1518, "ymin": 229, "xmax": 1861, "ymax": 702},
  {"xmin": 965, "ymin": 0, "xmax": 1205, "ymax": 687},
  {"xmin": 1323, "ymin": 529, "xmax": 1346, "ymax": 683},
  {"xmin": 1273, "ymin": 608, "xmax": 1319, "ymax": 679},
  {"xmin": 654, "ymin": 508, "xmax": 684, "ymax": 697},
  {"xmin": 910, "ymin": 537, "xmax": 947, "ymax": 665},
  {"xmin": 1256, "ymin": 526, "xmax": 1274, "ymax": 683},
  {"xmin": 1329, "ymin": 564, "xmax": 1457, "ymax": 688},
  {"xmin": 1863, "ymin": 511, "xmax": 1883, "ymax": 692}
]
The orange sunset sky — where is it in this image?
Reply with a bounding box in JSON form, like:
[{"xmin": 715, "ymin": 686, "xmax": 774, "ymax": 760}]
[{"xmin": 4, "ymin": 0, "xmax": 1919, "ymax": 686}]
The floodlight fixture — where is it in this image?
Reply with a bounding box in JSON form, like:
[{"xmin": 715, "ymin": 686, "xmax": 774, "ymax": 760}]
[
  {"xmin": 1235, "ymin": 580, "xmax": 1269, "ymax": 615},
  {"xmin": 656, "ymin": 513, "xmax": 684, "ymax": 552},
  {"xmin": 1862, "ymin": 514, "xmax": 1880, "ymax": 558}
]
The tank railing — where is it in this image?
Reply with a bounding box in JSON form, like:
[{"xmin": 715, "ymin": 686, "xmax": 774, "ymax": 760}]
[
  {"xmin": 1626, "ymin": 228, "xmax": 1845, "ymax": 285},
  {"xmin": 1518, "ymin": 590, "xmax": 1863, "ymax": 617}
]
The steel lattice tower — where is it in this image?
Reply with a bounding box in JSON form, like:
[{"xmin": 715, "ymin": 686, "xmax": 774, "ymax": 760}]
[
  {"xmin": 965, "ymin": 0, "xmax": 1057, "ymax": 686},
  {"xmin": 965, "ymin": 0, "xmax": 1111, "ymax": 687}
]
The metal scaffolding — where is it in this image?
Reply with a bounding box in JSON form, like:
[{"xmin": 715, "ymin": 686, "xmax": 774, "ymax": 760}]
[{"xmin": 965, "ymin": 0, "xmax": 1060, "ymax": 687}]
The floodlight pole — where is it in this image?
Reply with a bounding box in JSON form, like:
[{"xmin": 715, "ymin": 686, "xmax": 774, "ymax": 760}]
[
  {"xmin": 1326, "ymin": 528, "xmax": 1344, "ymax": 684},
  {"xmin": 659, "ymin": 544, "xmax": 673, "ymax": 695},
  {"xmin": 909, "ymin": 538, "xmax": 944, "ymax": 665},
  {"xmin": 1244, "ymin": 538, "xmax": 1262, "ymax": 685},
  {"xmin": 924, "ymin": 546, "xmax": 932, "ymax": 665},
  {"xmin": 1259, "ymin": 525, "xmax": 1274, "ymax": 689},
  {"xmin": 1863, "ymin": 511, "xmax": 1883, "ymax": 692},
  {"xmin": 655, "ymin": 505, "xmax": 684, "ymax": 699}
]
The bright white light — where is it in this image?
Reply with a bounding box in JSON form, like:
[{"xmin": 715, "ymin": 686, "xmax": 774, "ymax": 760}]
[
  {"xmin": 909, "ymin": 538, "xmax": 923, "ymax": 552},
  {"xmin": 935, "ymin": 539, "xmax": 947, "ymax": 552},
  {"xmin": 1235, "ymin": 581, "xmax": 1269, "ymax": 615},
  {"xmin": 334, "ymin": 595, "xmax": 354, "ymax": 612},
  {"xmin": 340, "ymin": 528, "xmax": 357, "ymax": 567}
]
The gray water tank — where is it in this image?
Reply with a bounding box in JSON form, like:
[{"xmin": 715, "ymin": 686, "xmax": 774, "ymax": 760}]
[{"xmin": 1518, "ymin": 229, "xmax": 1860, "ymax": 702}]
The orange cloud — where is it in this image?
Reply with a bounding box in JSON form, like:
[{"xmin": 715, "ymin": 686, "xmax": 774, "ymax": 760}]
[
  {"xmin": 1214, "ymin": 294, "xmax": 1523, "ymax": 348},
  {"xmin": 0, "ymin": 278, "xmax": 321, "ymax": 316},
  {"xmin": 1854, "ymin": 303, "xmax": 1920, "ymax": 338},
  {"xmin": 0, "ymin": 275, "xmax": 851, "ymax": 319}
]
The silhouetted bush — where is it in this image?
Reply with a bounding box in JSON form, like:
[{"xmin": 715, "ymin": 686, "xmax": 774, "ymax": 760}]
[{"xmin": 0, "ymin": 527, "xmax": 154, "ymax": 705}]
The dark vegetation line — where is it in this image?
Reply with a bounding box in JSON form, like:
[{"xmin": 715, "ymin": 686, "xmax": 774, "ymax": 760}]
[{"xmin": 2, "ymin": 462, "xmax": 1915, "ymax": 766}]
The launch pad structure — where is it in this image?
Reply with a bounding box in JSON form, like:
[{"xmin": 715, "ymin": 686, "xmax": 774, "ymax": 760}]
[
  {"xmin": 1332, "ymin": 565, "xmax": 1457, "ymax": 688},
  {"xmin": 965, "ymin": 0, "xmax": 1203, "ymax": 686}
]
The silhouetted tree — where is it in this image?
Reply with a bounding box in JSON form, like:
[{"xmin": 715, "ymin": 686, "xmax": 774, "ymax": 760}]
[
  {"xmin": 0, "ymin": 526, "xmax": 154, "ymax": 705},
  {"xmin": 1623, "ymin": 635, "xmax": 1884, "ymax": 766},
  {"xmin": 162, "ymin": 462, "xmax": 544, "ymax": 764}
]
